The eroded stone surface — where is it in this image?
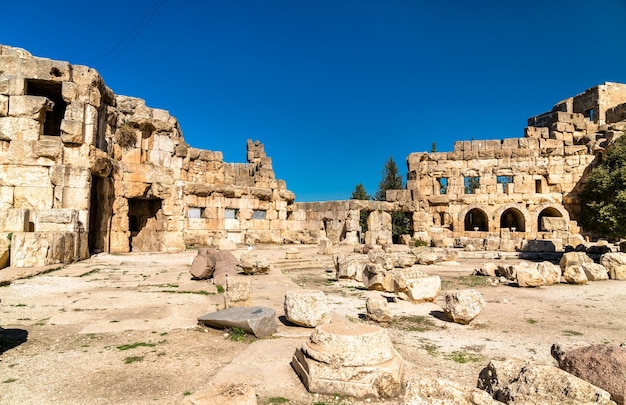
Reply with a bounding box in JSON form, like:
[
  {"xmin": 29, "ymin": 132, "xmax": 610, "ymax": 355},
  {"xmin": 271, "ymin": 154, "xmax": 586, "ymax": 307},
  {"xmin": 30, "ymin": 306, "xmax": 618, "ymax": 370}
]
[
  {"xmin": 442, "ymin": 289, "xmax": 485, "ymax": 325},
  {"xmin": 284, "ymin": 289, "xmax": 331, "ymax": 328}
]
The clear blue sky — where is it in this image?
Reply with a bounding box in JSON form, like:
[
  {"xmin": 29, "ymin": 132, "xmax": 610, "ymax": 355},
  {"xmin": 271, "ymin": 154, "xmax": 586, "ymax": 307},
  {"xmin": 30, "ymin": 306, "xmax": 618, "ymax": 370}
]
[{"xmin": 3, "ymin": 1, "xmax": 626, "ymax": 201}]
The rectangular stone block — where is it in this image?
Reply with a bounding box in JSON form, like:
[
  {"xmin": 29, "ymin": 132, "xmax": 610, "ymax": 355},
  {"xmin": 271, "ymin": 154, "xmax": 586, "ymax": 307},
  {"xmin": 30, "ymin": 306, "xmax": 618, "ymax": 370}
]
[
  {"xmin": 0, "ymin": 74, "xmax": 26, "ymax": 95},
  {"xmin": 3, "ymin": 208, "xmax": 30, "ymax": 232},
  {"xmin": 0, "ymin": 116, "xmax": 41, "ymax": 141},
  {"xmin": 501, "ymin": 138, "xmax": 519, "ymax": 149}
]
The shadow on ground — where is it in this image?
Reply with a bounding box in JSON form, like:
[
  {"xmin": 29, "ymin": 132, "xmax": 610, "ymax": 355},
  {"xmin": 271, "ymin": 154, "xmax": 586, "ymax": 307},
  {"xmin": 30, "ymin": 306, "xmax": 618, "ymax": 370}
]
[{"xmin": 0, "ymin": 328, "xmax": 28, "ymax": 354}]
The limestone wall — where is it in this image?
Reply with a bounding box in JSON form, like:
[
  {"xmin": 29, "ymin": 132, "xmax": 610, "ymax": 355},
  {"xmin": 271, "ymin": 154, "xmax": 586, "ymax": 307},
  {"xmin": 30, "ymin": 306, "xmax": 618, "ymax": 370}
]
[
  {"xmin": 406, "ymin": 83, "xmax": 626, "ymax": 249},
  {"xmin": 0, "ymin": 44, "xmax": 295, "ymax": 266}
]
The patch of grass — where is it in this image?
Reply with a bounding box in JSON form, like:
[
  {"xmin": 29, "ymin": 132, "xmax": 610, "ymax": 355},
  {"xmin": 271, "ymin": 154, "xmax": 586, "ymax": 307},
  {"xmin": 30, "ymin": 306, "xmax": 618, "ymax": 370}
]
[
  {"xmin": 525, "ymin": 318, "xmax": 538, "ymax": 324},
  {"xmin": 562, "ymin": 329, "xmax": 584, "ymax": 336},
  {"xmin": 117, "ymin": 342, "xmax": 157, "ymax": 351},
  {"xmin": 158, "ymin": 290, "xmax": 213, "ymax": 295},
  {"xmin": 79, "ymin": 268, "xmax": 101, "ymax": 277},
  {"xmin": 390, "ymin": 315, "xmax": 436, "ymax": 332},
  {"xmin": 421, "ymin": 342, "xmax": 439, "ymax": 357},
  {"xmin": 444, "ymin": 351, "xmax": 482, "ymax": 364},
  {"xmin": 456, "ymin": 275, "xmax": 490, "ymax": 288},
  {"xmin": 13, "ymin": 303, "xmax": 27, "ymax": 307},
  {"xmin": 183, "ymin": 391, "xmax": 192, "ymax": 396},
  {"xmin": 267, "ymin": 398, "xmax": 290, "ymax": 404},
  {"xmin": 3, "ymin": 378, "xmax": 17, "ymax": 383},
  {"xmin": 226, "ymin": 327, "xmax": 254, "ymax": 343},
  {"xmin": 216, "ymin": 285, "xmax": 225, "ymax": 293},
  {"xmin": 124, "ymin": 356, "xmax": 144, "ymax": 364}
]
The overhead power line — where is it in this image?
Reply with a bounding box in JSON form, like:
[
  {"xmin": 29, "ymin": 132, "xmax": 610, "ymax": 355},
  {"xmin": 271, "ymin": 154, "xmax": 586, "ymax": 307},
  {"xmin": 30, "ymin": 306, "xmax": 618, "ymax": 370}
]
[{"xmin": 98, "ymin": 0, "xmax": 167, "ymax": 66}]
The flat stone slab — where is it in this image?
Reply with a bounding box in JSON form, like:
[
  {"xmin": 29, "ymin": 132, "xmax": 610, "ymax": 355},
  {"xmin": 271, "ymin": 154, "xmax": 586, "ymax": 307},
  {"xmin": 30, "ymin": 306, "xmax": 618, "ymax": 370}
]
[{"xmin": 198, "ymin": 306, "xmax": 277, "ymax": 338}]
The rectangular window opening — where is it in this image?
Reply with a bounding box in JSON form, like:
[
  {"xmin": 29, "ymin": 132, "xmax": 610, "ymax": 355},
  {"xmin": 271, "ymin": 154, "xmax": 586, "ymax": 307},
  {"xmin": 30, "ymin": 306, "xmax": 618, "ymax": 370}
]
[
  {"xmin": 252, "ymin": 209, "xmax": 267, "ymax": 220},
  {"xmin": 437, "ymin": 177, "xmax": 448, "ymax": 194},
  {"xmin": 464, "ymin": 176, "xmax": 480, "ymax": 194},
  {"xmin": 224, "ymin": 208, "xmax": 239, "ymax": 219},
  {"xmin": 187, "ymin": 207, "xmax": 205, "ymax": 219},
  {"xmin": 25, "ymin": 79, "xmax": 67, "ymax": 136},
  {"xmin": 535, "ymin": 179, "xmax": 542, "ymax": 194},
  {"xmin": 496, "ymin": 175, "xmax": 514, "ymax": 193}
]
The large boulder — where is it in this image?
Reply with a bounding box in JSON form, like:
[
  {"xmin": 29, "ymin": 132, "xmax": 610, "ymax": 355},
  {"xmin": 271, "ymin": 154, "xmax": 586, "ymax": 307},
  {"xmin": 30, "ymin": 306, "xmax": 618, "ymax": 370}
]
[
  {"xmin": 582, "ymin": 262, "xmax": 610, "ymax": 281},
  {"xmin": 198, "ymin": 306, "xmax": 277, "ymax": 338},
  {"xmin": 515, "ymin": 263, "xmax": 544, "ymax": 287},
  {"xmin": 442, "ymin": 289, "xmax": 485, "ymax": 325},
  {"xmin": 600, "ymin": 253, "xmax": 626, "ymax": 280},
  {"xmin": 537, "ymin": 261, "xmax": 561, "ymax": 285},
  {"xmin": 284, "ymin": 289, "xmax": 332, "ymax": 328},
  {"xmin": 552, "ymin": 343, "xmax": 626, "ymax": 405},
  {"xmin": 477, "ymin": 358, "xmax": 615, "ymax": 404},
  {"xmin": 560, "ymin": 252, "xmax": 592, "ymax": 284}
]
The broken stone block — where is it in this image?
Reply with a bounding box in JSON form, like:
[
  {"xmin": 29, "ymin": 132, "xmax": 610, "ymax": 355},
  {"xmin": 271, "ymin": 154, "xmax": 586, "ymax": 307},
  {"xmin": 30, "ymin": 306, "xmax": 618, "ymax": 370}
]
[
  {"xmin": 318, "ymin": 237, "xmax": 333, "ymax": 255},
  {"xmin": 552, "ymin": 343, "xmax": 626, "ymax": 405},
  {"xmin": 477, "ymin": 358, "xmax": 614, "ymax": 404},
  {"xmin": 362, "ymin": 262, "xmax": 395, "ymax": 292},
  {"xmin": 212, "ymin": 250, "xmax": 240, "ymax": 286},
  {"xmin": 563, "ymin": 265, "xmax": 588, "ymax": 285},
  {"xmin": 291, "ymin": 322, "xmax": 404, "ymax": 399},
  {"xmin": 334, "ymin": 254, "xmax": 367, "ymax": 281},
  {"xmin": 404, "ymin": 377, "xmax": 498, "ymax": 405},
  {"xmin": 537, "ymin": 261, "xmax": 561, "ymax": 285},
  {"xmin": 225, "ymin": 276, "xmax": 252, "ymax": 308},
  {"xmin": 190, "ymin": 254, "xmax": 216, "ymax": 279},
  {"xmin": 238, "ymin": 254, "xmax": 270, "ymax": 275},
  {"xmin": 198, "ymin": 306, "xmax": 277, "ymax": 338},
  {"xmin": 392, "ymin": 268, "xmax": 441, "ymax": 303},
  {"xmin": 442, "ymin": 289, "xmax": 485, "ymax": 325},
  {"xmin": 284, "ymin": 289, "xmax": 331, "ymax": 328},
  {"xmin": 366, "ymin": 295, "xmax": 392, "ymax": 323}
]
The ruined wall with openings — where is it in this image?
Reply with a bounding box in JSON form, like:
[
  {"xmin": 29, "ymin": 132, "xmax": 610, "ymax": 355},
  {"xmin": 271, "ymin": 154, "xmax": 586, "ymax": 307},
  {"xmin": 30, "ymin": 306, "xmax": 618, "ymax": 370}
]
[
  {"xmin": 406, "ymin": 82, "xmax": 626, "ymax": 251},
  {"xmin": 0, "ymin": 44, "xmax": 294, "ymax": 267}
]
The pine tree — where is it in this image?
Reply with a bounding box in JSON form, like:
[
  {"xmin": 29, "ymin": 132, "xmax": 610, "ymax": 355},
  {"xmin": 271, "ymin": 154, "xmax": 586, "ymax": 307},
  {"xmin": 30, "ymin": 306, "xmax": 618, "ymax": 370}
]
[
  {"xmin": 375, "ymin": 157, "xmax": 403, "ymax": 201},
  {"xmin": 351, "ymin": 183, "xmax": 371, "ymax": 200}
]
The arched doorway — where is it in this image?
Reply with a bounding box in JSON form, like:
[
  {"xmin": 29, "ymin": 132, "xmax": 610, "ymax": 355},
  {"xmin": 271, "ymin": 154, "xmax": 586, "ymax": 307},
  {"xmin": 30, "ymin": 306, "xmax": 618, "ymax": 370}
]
[
  {"xmin": 465, "ymin": 208, "xmax": 488, "ymax": 231},
  {"xmin": 500, "ymin": 208, "xmax": 525, "ymax": 232},
  {"xmin": 538, "ymin": 207, "xmax": 563, "ymax": 232}
]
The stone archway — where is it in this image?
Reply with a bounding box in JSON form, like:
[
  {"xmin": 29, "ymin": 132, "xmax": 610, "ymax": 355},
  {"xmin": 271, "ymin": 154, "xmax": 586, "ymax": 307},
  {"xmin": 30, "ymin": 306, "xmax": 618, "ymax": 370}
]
[
  {"xmin": 464, "ymin": 208, "xmax": 489, "ymax": 232},
  {"xmin": 537, "ymin": 206, "xmax": 567, "ymax": 232},
  {"xmin": 494, "ymin": 205, "xmax": 530, "ymax": 233}
]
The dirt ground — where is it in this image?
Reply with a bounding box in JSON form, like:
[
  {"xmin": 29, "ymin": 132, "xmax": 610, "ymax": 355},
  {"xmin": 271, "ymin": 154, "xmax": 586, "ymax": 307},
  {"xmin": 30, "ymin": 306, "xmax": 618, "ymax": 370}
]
[{"xmin": 1, "ymin": 244, "xmax": 625, "ymax": 404}]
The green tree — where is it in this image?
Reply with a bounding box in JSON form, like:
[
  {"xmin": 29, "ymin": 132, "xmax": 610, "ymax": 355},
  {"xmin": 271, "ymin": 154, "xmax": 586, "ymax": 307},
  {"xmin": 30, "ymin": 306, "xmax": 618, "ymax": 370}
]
[
  {"xmin": 579, "ymin": 135, "xmax": 626, "ymax": 238},
  {"xmin": 374, "ymin": 156, "xmax": 410, "ymax": 241},
  {"xmin": 351, "ymin": 183, "xmax": 371, "ymax": 200},
  {"xmin": 375, "ymin": 157, "xmax": 404, "ymax": 201}
]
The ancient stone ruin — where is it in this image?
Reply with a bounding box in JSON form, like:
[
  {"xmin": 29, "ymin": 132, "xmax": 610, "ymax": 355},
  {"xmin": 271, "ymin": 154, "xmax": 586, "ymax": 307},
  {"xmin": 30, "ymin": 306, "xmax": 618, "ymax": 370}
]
[{"xmin": 2, "ymin": 43, "xmax": 626, "ymax": 269}]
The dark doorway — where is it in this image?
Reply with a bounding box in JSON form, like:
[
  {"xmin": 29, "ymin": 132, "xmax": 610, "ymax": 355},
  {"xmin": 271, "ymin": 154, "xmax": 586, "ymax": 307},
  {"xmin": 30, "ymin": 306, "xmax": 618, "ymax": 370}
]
[
  {"xmin": 465, "ymin": 208, "xmax": 488, "ymax": 231},
  {"xmin": 25, "ymin": 79, "xmax": 67, "ymax": 136},
  {"xmin": 88, "ymin": 176, "xmax": 114, "ymax": 254},
  {"xmin": 128, "ymin": 198, "xmax": 162, "ymax": 249},
  {"xmin": 500, "ymin": 208, "xmax": 525, "ymax": 232}
]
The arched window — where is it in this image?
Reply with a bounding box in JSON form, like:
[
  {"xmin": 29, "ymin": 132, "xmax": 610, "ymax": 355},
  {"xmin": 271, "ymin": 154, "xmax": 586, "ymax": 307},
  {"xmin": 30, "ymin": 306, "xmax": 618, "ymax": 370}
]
[
  {"xmin": 464, "ymin": 208, "xmax": 488, "ymax": 231},
  {"xmin": 500, "ymin": 208, "xmax": 525, "ymax": 232}
]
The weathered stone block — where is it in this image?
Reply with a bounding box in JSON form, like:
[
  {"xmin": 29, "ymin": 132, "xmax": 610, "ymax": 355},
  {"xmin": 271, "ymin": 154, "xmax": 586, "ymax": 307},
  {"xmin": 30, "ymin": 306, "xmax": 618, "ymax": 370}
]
[
  {"xmin": 198, "ymin": 306, "xmax": 277, "ymax": 338},
  {"xmin": 284, "ymin": 289, "xmax": 331, "ymax": 327}
]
